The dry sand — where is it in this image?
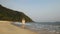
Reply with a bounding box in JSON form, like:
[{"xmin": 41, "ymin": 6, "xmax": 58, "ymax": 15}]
[{"xmin": 0, "ymin": 21, "xmax": 38, "ymax": 34}]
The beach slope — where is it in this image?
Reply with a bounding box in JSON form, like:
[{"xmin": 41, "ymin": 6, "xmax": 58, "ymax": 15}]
[{"xmin": 0, "ymin": 21, "xmax": 38, "ymax": 34}]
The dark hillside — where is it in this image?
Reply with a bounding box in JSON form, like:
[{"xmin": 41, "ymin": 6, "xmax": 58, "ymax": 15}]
[{"xmin": 0, "ymin": 5, "xmax": 33, "ymax": 22}]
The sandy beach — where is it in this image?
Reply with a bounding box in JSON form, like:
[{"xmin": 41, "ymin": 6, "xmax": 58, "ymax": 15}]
[
  {"xmin": 0, "ymin": 21, "xmax": 60, "ymax": 34},
  {"xmin": 0, "ymin": 21, "xmax": 38, "ymax": 34}
]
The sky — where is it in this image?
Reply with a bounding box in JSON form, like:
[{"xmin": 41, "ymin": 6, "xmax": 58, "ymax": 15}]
[{"xmin": 0, "ymin": 0, "xmax": 60, "ymax": 22}]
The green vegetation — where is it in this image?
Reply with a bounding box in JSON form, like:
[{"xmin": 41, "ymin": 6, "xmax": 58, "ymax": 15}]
[{"xmin": 0, "ymin": 5, "xmax": 33, "ymax": 22}]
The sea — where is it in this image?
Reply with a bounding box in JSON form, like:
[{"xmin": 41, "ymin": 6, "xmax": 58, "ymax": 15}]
[{"xmin": 11, "ymin": 22, "xmax": 60, "ymax": 34}]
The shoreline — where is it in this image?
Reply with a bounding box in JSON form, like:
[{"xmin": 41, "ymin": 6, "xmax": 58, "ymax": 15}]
[
  {"xmin": 0, "ymin": 21, "xmax": 60, "ymax": 34},
  {"xmin": 0, "ymin": 21, "xmax": 38, "ymax": 34},
  {"xmin": 11, "ymin": 21, "xmax": 60, "ymax": 34}
]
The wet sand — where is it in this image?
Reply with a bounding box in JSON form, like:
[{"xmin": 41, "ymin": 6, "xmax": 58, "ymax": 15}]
[{"xmin": 0, "ymin": 21, "xmax": 38, "ymax": 34}]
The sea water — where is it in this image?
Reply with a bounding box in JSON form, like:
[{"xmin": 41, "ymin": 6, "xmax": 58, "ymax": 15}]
[{"xmin": 12, "ymin": 22, "xmax": 60, "ymax": 34}]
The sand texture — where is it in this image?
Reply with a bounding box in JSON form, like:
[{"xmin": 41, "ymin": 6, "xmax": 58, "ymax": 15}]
[{"xmin": 0, "ymin": 21, "xmax": 38, "ymax": 34}]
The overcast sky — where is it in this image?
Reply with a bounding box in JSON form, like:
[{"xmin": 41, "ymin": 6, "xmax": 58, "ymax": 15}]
[{"xmin": 0, "ymin": 0, "xmax": 60, "ymax": 22}]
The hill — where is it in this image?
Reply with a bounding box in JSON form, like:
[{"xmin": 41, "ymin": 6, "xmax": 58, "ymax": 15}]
[{"xmin": 0, "ymin": 5, "xmax": 33, "ymax": 22}]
